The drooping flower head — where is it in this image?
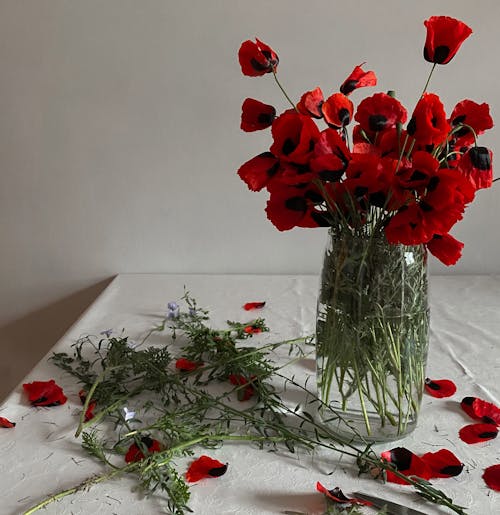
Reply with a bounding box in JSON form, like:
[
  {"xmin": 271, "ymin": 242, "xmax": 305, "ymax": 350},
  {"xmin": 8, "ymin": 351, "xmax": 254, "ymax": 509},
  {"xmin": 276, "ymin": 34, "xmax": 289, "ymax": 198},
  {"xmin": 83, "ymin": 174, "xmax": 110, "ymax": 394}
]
[
  {"xmin": 407, "ymin": 93, "xmax": 450, "ymax": 145},
  {"xmin": 297, "ymin": 87, "xmax": 324, "ymax": 118},
  {"xmin": 321, "ymin": 93, "xmax": 354, "ymax": 129},
  {"xmin": 423, "ymin": 16, "xmax": 472, "ymax": 64},
  {"xmin": 238, "ymin": 38, "xmax": 279, "ymax": 76}
]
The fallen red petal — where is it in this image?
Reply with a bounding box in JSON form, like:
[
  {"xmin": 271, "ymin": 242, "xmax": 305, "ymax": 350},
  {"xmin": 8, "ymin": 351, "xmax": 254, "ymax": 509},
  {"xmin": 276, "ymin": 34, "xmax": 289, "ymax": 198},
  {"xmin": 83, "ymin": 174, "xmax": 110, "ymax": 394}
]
[
  {"xmin": 175, "ymin": 358, "xmax": 203, "ymax": 372},
  {"xmin": 459, "ymin": 423, "xmax": 498, "ymax": 444},
  {"xmin": 124, "ymin": 436, "xmax": 161, "ymax": 463},
  {"xmin": 244, "ymin": 325, "xmax": 262, "ymax": 334},
  {"xmin": 0, "ymin": 417, "xmax": 16, "ymax": 428},
  {"xmin": 228, "ymin": 374, "xmax": 256, "ymax": 401},
  {"xmin": 461, "ymin": 396, "xmax": 500, "ymax": 425},
  {"xmin": 22, "ymin": 380, "xmax": 67, "ymax": 407},
  {"xmin": 381, "ymin": 447, "xmax": 432, "ymax": 484},
  {"xmin": 243, "ymin": 301, "xmax": 266, "ymax": 311},
  {"xmin": 424, "ymin": 378, "xmax": 457, "ymax": 398},
  {"xmin": 420, "ymin": 449, "xmax": 464, "ymax": 478},
  {"xmin": 316, "ymin": 482, "xmax": 372, "ymax": 505},
  {"xmin": 186, "ymin": 455, "xmax": 228, "ymax": 483},
  {"xmin": 78, "ymin": 389, "xmax": 87, "ymax": 404},
  {"xmin": 483, "ymin": 464, "xmax": 500, "ymax": 491},
  {"xmin": 84, "ymin": 401, "xmax": 97, "ymax": 422}
]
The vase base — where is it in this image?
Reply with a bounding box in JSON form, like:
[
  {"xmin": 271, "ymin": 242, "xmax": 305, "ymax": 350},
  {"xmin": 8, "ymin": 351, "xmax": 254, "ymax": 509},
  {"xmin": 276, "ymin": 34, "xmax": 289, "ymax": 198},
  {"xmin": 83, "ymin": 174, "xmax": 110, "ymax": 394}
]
[{"xmin": 318, "ymin": 407, "xmax": 417, "ymax": 444}]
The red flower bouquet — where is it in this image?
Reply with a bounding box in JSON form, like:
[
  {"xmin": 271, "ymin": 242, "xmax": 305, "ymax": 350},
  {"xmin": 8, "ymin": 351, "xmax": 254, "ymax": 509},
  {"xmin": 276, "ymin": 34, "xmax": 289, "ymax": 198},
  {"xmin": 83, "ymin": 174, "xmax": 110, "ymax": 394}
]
[
  {"xmin": 237, "ymin": 15, "xmax": 493, "ymax": 266},
  {"xmin": 236, "ymin": 16, "xmax": 494, "ymax": 442}
]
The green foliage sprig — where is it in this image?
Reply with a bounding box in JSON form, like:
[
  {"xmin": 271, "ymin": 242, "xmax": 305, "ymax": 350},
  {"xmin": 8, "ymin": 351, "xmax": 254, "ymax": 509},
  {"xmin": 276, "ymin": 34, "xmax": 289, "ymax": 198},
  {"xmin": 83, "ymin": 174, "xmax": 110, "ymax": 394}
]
[{"xmin": 24, "ymin": 293, "xmax": 467, "ymax": 515}]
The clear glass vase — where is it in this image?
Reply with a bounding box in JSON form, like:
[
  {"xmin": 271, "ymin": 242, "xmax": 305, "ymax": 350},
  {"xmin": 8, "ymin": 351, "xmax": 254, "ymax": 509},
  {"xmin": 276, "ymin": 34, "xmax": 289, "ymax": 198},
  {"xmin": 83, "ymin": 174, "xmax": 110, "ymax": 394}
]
[{"xmin": 316, "ymin": 228, "xmax": 429, "ymax": 443}]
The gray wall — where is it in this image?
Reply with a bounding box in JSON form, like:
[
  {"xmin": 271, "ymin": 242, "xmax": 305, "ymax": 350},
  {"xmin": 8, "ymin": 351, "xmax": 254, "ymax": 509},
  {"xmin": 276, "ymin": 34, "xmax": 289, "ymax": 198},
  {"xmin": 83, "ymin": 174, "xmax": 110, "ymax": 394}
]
[{"xmin": 1, "ymin": 0, "xmax": 498, "ymax": 398}]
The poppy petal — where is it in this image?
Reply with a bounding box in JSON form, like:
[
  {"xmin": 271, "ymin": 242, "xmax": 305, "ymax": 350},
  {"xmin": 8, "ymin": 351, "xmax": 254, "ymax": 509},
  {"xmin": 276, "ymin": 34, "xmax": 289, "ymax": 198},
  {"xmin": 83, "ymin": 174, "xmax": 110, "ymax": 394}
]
[
  {"xmin": 483, "ymin": 464, "xmax": 500, "ymax": 491},
  {"xmin": 420, "ymin": 449, "xmax": 464, "ymax": 478},
  {"xmin": 0, "ymin": 417, "xmax": 16, "ymax": 428},
  {"xmin": 381, "ymin": 447, "xmax": 432, "ymax": 484},
  {"xmin": 243, "ymin": 301, "xmax": 266, "ymax": 310},
  {"xmin": 460, "ymin": 396, "xmax": 500, "ymax": 425},
  {"xmin": 124, "ymin": 436, "xmax": 161, "ymax": 463},
  {"xmin": 424, "ymin": 378, "xmax": 457, "ymax": 398},
  {"xmin": 175, "ymin": 358, "xmax": 203, "ymax": 372},
  {"xmin": 459, "ymin": 423, "xmax": 498, "ymax": 444},
  {"xmin": 186, "ymin": 455, "xmax": 227, "ymax": 483},
  {"xmin": 22, "ymin": 379, "xmax": 67, "ymax": 407},
  {"xmin": 315, "ymin": 482, "xmax": 372, "ymax": 506}
]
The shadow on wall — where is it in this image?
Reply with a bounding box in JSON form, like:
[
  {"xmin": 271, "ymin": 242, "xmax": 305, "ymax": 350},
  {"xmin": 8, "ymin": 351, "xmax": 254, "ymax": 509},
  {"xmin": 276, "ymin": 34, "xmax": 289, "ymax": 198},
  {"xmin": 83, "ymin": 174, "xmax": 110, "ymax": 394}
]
[{"xmin": 0, "ymin": 278, "xmax": 114, "ymax": 403}]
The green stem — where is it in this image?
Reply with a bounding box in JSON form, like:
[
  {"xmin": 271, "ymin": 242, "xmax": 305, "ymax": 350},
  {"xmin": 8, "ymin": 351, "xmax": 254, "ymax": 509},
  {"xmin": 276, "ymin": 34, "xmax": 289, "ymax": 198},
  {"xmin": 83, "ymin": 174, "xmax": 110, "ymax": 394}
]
[{"xmin": 272, "ymin": 70, "xmax": 298, "ymax": 111}]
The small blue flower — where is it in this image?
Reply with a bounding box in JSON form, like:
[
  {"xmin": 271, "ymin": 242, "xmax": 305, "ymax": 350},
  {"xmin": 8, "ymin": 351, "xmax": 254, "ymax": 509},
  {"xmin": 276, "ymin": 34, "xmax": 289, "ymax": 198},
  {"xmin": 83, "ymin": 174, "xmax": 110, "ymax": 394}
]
[
  {"xmin": 100, "ymin": 329, "xmax": 113, "ymax": 338},
  {"xmin": 189, "ymin": 307, "xmax": 197, "ymax": 316},
  {"xmin": 123, "ymin": 407, "xmax": 136, "ymax": 422},
  {"xmin": 167, "ymin": 301, "xmax": 179, "ymax": 311}
]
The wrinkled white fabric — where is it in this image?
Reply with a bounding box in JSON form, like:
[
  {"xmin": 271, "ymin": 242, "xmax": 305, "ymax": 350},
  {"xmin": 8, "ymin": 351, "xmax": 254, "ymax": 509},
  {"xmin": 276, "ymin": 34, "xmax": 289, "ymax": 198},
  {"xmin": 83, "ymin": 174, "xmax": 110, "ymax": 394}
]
[{"xmin": 1, "ymin": 274, "xmax": 498, "ymax": 514}]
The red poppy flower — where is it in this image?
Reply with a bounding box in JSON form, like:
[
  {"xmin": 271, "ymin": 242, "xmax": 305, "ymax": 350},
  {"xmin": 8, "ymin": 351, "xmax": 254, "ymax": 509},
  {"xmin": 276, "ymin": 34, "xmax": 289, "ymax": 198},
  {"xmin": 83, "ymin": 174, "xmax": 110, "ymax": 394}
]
[
  {"xmin": 340, "ymin": 64, "xmax": 377, "ymax": 96},
  {"xmin": 186, "ymin": 455, "xmax": 228, "ymax": 483},
  {"xmin": 175, "ymin": 358, "xmax": 203, "ymax": 372},
  {"xmin": 483, "ymin": 464, "xmax": 500, "ymax": 491},
  {"xmin": 426, "ymin": 233, "xmax": 464, "ymax": 266},
  {"xmin": 355, "ymin": 93, "xmax": 407, "ymax": 133},
  {"xmin": 424, "ymin": 377, "xmax": 457, "ymax": 398},
  {"xmin": 381, "ymin": 447, "xmax": 432, "ymax": 485},
  {"xmin": 384, "ymin": 203, "xmax": 434, "ymax": 245},
  {"xmin": 459, "ymin": 423, "xmax": 498, "ymax": 444},
  {"xmin": 449, "ymin": 100, "xmax": 493, "ymax": 146},
  {"xmin": 23, "ymin": 379, "xmax": 67, "ymax": 407},
  {"xmin": 315, "ymin": 482, "xmax": 372, "ymax": 506},
  {"xmin": 423, "ymin": 16, "xmax": 472, "ymax": 65},
  {"xmin": 321, "ymin": 93, "xmax": 354, "ymax": 128},
  {"xmin": 310, "ymin": 128, "xmax": 351, "ymax": 182},
  {"xmin": 420, "ymin": 449, "xmax": 464, "ymax": 478},
  {"xmin": 458, "ymin": 147, "xmax": 493, "ymax": 190},
  {"xmin": 241, "ymin": 98, "xmax": 276, "ymax": 132},
  {"xmin": 125, "ymin": 436, "xmax": 161, "ymax": 463},
  {"xmin": 237, "ymin": 152, "xmax": 280, "ymax": 192},
  {"xmin": 265, "ymin": 184, "xmax": 328, "ymax": 231},
  {"xmin": 238, "ymin": 38, "xmax": 278, "ymax": 76},
  {"xmin": 395, "ymin": 151, "xmax": 439, "ymax": 193},
  {"xmin": 270, "ymin": 111, "xmax": 321, "ymax": 165},
  {"xmin": 297, "ymin": 87, "xmax": 324, "ymax": 118},
  {"xmin": 243, "ymin": 301, "xmax": 266, "ymax": 310},
  {"xmin": 0, "ymin": 417, "xmax": 16, "ymax": 428},
  {"xmin": 229, "ymin": 374, "xmax": 257, "ymax": 401},
  {"xmin": 460, "ymin": 397, "xmax": 500, "ymax": 425},
  {"xmin": 407, "ymin": 93, "xmax": 450, "ymax": 146}
]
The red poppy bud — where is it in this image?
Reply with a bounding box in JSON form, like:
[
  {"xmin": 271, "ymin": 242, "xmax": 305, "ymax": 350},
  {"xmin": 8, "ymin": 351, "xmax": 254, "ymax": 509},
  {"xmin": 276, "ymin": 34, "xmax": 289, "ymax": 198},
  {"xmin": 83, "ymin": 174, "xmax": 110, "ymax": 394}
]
[
  {"xmin": 423, "ymin": 16, "xmax": 472, "ymax": 65},
  {"xmin": 483, "ymin": 464, "xmax": 500, "ymax": 491},
  {"xmin": 229, "ymin": 373, "xmax": 257, "ymax": 401},
  {"xmin": 297, "ymin": 87, "xmax": 324, "ymax": 118},
  {"xmin": 186, "ymin": 455, "xmax": 228, "ymax": 483},
  {"xmin": 238, "ymin": 38, "xmax": 278, "ymax": 76},
  {"xmin": 340, "ymin": 64, "xmax": 377, "ymax": 96},
  {"xmin": 241, "ymin": 98, "xmax": 276, "ymax": 132},
  {"xmin": 321, "ymin": 93, "xmax": 353, "ymax": 128}
]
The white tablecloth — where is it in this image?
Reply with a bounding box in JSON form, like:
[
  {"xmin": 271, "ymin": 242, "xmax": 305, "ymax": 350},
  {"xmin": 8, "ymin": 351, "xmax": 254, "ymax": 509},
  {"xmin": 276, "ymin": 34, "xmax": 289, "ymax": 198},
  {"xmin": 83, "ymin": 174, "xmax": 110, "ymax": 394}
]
[{"xmin": 1, "ymin": 274, "xmax": 499, "ymax": 514}]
